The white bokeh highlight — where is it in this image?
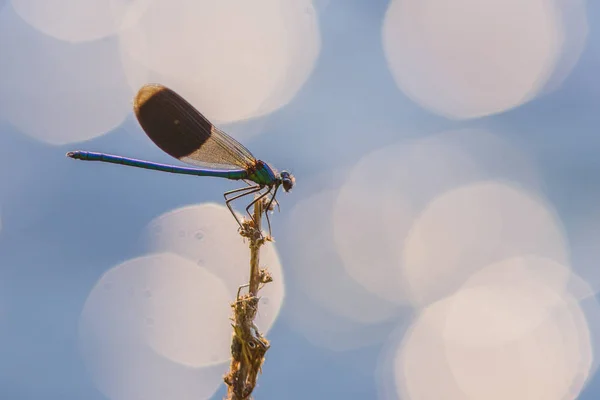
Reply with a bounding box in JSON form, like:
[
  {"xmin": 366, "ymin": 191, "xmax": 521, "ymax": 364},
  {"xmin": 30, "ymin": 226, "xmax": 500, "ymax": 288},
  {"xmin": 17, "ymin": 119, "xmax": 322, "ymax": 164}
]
[
  {"xmin": 0, "ymin": 4, "xmax": 132, "ymax": 144},
  {"xmin": 118, "ymin": 0, "xmax": 320, "ymax": 123},
  {"xmin": 402, "ymin": 182, "xmax": 568, "ymax": 307},
  {"xmin": 333, "ymin": 129, "xmax": 541, "ymax": 306},
  {"xmin": 543, "ymin": 0, "xmax": 589, "ymax": 93},
  {"xmin": 382, "ymin": 0, "xmax": 565, "ymax": 118},
  {"xmin": 392, "ymin": 257, "xmax": 597, "ymax": 400},
  {"xmin": 288, "ymin": 190, "xmax": 399, "ymax": 324},
  {"xmin": 283, "ymin": 187, "xmax": 404, "ymax": 351},
  {"xmin": 11, "ymin": 0, "xmax": 151, "ymax": 43},
  {"xmin": 79, "ymin": 253, "xmax": 230, "ymax": 400},
  {"xmin": 141, "ymin": 203, "xmax": 285, "ymax": 334},
  {"xmin": 442, "ymin": 256, "xmax": 585, "ymax": 346}
]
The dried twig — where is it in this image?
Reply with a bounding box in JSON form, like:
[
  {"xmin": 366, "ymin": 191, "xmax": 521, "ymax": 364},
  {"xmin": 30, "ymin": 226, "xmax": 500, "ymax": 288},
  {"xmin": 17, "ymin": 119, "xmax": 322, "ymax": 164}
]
[{"xmin": 224, "ymin": 198, "xmax": 273, "ymax": 400}]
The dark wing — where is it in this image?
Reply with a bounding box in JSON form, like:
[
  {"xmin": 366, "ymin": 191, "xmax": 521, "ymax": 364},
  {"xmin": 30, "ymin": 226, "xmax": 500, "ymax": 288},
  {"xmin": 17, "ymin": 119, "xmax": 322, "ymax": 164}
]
[{"xmin": 133, "ymin": 84, "xmax": 257, "ymax": 170}]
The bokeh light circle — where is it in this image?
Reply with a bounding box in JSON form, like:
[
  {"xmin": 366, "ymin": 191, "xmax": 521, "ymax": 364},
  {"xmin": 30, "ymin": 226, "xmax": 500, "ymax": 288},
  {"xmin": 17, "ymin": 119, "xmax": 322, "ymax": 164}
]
[
  {"xmin": 333, "ymin": 129, "xmax": 541, "ymax": 306},
  {"xmin": 282, "ymin": 185, "xmax": 408, "ymax": 351},
  {"xmin": 79, "ymin": 253, "xmax": 231, "ymax": 400},
  {"xmin": 0, "ymin": 5, "xmax": 132, "ymax": 144},
  {"xmin": 118, "ymin": 0, "xmax": 320, "ymax": 123},
  {"xmin": 287, "ymin": 189, "xmax": 399, "ymax": 324},
  {"xmin": 393, "ymin": 258, "xmax": 596, "ymax": 400},
  {"xmin": 402, "ymin": 181, "xmax": 568, "ymax": 307},
  {"xmin": 11, "ymin": 0, "xmax": 151, "ymax": 43},
  {"xmin": 382, "ymin": 0, "xmax": 563, "ymax": 118},
  {"xmin": 141, "ymin": 203, "xmax": 285, "ymax": 333},
  {"xmin": 542, "ymin": 0, "xmax": 589, "ymax": 93}
]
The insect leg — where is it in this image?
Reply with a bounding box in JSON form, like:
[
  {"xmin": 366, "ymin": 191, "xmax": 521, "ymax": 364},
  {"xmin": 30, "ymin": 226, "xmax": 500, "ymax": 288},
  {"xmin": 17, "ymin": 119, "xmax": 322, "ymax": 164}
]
[
  {"xmin": 224, "ymin": 185, "xmax": 263, "ymax": 229},
  {"xmin": 263, "ymin": 184, "xmax": 281, "ymax": 236},
  {"xmin": 245, "ymin": 186, "xmax": 273, "ymax": 235},
  {"xmin": 264, "ymin": 184, "xmax": 280, "ymax": 214}
]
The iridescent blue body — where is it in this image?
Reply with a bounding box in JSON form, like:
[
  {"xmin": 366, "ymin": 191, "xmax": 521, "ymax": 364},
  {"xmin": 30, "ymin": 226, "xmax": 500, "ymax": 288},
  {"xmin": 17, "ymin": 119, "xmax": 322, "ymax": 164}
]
[
  {"xmin": 68, "ymin": 151, "xmax": 277, "ymax": 185},
  {"xmin": 67, "ymin": 84, "xmax": 294, "ymax": 234}
]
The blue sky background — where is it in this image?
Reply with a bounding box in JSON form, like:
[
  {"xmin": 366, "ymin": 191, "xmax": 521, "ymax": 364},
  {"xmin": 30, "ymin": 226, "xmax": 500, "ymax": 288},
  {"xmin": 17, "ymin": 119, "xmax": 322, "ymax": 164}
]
[{"xmin": 1, "ymin": 0, "xmax": 600, "ymax": 399}]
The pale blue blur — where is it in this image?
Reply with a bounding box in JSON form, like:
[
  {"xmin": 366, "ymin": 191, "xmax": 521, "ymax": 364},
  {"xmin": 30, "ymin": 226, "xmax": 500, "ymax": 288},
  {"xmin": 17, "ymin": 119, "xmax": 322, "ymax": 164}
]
[{"xmin": 1, "ymin": 0, "xmax": 600, "ymax": 399}]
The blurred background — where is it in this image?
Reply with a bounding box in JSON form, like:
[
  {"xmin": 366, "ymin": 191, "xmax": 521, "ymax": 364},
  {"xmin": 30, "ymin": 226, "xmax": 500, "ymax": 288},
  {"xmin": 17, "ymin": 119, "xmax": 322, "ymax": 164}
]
[{"xmin": 0, "ymin": 0, "xmax": 599, "ymax": 399}]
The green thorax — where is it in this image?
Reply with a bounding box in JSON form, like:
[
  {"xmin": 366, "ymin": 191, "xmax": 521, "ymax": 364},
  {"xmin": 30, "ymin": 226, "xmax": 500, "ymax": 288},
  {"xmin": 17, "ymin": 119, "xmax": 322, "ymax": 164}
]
[{"xmin": 247, "ymin": 161, "xmax": 278, "ymax": 186}]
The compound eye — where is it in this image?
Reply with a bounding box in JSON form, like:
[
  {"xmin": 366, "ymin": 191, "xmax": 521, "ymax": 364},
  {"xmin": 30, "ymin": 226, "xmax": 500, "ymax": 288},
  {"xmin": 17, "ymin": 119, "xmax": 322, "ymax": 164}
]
[{"xmin": 280, "ymin": 171, "xmax": 294, "ymax": 192}]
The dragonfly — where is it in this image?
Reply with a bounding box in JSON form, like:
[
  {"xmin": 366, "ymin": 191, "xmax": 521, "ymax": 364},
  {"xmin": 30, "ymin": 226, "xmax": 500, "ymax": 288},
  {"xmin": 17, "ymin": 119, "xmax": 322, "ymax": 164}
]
[{"xmin": 67, "ymin": 83, "xmax": 295, "ymax": 236}]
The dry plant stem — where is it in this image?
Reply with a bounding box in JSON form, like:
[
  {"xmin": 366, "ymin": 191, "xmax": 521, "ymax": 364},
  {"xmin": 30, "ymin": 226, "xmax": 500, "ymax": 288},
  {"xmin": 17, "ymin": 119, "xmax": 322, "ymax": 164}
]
[
  {"xmin": 248, "ymin": 200, "xmax": 263, "ymax": 296},
  {"xmin": 225, "ymin": 198, "xmax": 271, "ymax": 400}
]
